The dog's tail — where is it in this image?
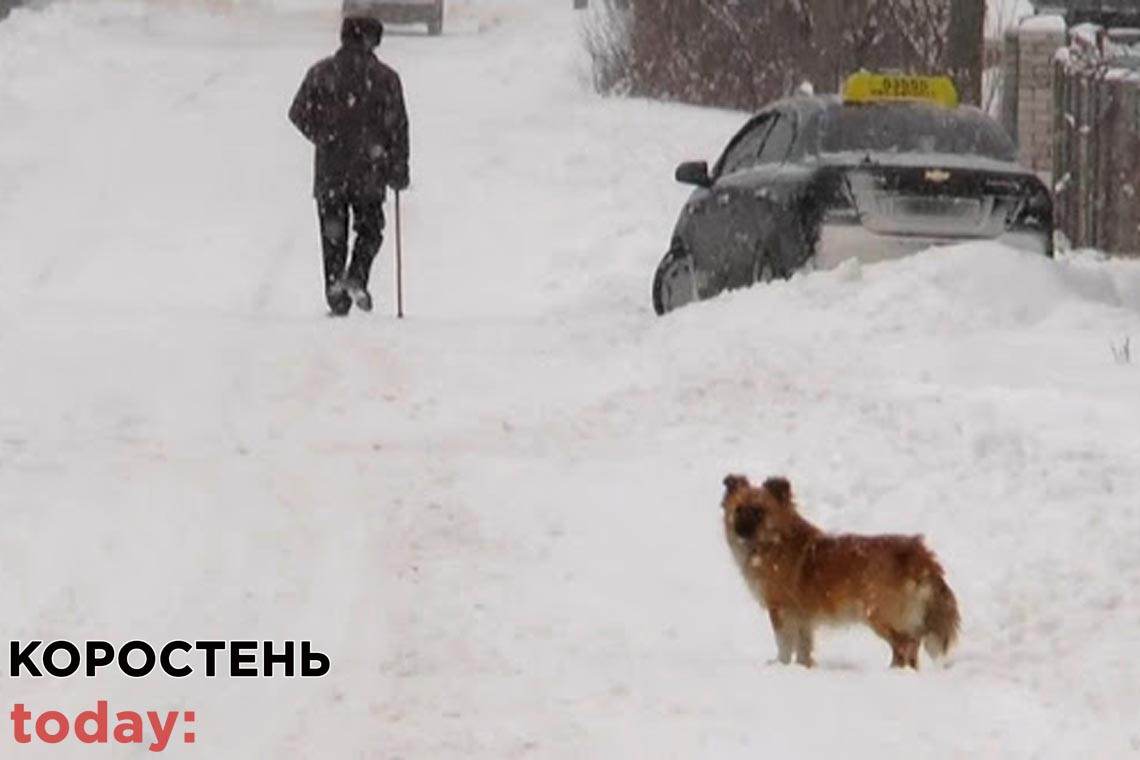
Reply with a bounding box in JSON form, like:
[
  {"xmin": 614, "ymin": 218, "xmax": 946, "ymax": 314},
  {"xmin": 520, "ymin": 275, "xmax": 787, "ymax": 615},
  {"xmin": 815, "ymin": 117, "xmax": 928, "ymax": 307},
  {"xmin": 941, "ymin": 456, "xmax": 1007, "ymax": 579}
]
[{"xmin": 921, "ymin": 572, "xmax": 960, "ymax": 661}]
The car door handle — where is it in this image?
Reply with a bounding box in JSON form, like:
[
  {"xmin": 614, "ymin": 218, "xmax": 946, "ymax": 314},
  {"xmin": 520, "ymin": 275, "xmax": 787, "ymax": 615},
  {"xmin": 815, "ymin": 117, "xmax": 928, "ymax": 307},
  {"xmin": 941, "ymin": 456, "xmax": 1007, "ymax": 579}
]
[
  {"xmin": 715, "ymin": 193, "xmax": 732, "ymax": 207},
  {"xmin": 752, "ymin": 189, "xmax": 772, "ymax": 201}
]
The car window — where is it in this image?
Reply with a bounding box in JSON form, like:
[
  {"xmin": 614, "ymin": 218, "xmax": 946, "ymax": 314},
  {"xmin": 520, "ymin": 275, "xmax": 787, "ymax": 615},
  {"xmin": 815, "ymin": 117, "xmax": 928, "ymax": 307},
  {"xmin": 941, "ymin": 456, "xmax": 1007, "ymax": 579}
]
[
  {"xmin": 818, "ymin": 104, "xmax": 1016, "ymax": 161},
  {"xmin": 757, "ymin": 113, "xmax": 795, "ymax": 164},
  {"xmin": 718, "ymin": 116, "xmax": 773, "ymax": 176},
  {"xmin": 795, "ymin": 108, "xmax": 822, "ymax": 158}
]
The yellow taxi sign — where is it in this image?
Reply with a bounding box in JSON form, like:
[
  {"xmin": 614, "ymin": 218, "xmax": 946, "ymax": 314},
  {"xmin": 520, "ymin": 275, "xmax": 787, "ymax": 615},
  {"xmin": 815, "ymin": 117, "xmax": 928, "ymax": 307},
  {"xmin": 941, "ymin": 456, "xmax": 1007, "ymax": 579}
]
[{"xmin": 842, "ymin": 72, "xmax": 959, "ymax": 109}]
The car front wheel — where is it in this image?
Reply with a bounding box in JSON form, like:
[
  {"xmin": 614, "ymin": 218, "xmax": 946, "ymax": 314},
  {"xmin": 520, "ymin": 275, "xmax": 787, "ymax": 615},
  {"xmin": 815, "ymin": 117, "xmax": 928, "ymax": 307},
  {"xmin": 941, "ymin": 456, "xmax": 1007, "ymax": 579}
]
[{"xmin": 652, "ymin": 245, "xmax": 699, "ymax": 316}]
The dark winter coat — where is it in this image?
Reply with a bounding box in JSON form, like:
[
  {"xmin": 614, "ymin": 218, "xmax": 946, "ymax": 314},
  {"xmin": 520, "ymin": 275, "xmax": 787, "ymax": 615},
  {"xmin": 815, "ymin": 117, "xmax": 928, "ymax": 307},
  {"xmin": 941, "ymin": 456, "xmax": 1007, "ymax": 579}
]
[{"xmin": 289, "ymin": 41, "xmax": 410, "ymax": 201}]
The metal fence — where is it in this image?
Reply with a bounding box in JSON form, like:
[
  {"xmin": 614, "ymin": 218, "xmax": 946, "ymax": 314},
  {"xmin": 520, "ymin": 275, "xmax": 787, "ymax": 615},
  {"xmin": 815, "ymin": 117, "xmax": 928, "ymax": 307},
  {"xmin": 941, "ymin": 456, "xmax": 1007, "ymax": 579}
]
[
  {"xmin": 1053, "ymin": 29, "xmax": 1140, "ymax": 254},
  {"xmin": 1055, "ymin": 0, "xmax": 1140, "ymax": 27}
]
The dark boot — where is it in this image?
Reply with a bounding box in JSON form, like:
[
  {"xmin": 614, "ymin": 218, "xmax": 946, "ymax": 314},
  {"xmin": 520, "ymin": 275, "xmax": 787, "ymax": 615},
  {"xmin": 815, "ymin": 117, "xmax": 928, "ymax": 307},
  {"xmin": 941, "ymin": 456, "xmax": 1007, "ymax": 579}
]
[
  {"xmin": 326, "ymin": 279, "xmax": 351, "ymax": 316},
  {"xmin": 345, "ymin": 197, "xmax": 386, "ymax": 314},
  {"xmin": 345, "ymin": 279, "xmax": 373, "ymax": 312}
]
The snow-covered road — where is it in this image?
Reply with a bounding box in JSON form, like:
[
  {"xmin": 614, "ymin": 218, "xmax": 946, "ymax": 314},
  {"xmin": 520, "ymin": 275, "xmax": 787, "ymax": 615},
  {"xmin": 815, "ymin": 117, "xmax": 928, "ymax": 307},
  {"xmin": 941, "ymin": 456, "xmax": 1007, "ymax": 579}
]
[{"xmin": 1, "ymin": 1, "xmax": 1139, "ymax": 757}]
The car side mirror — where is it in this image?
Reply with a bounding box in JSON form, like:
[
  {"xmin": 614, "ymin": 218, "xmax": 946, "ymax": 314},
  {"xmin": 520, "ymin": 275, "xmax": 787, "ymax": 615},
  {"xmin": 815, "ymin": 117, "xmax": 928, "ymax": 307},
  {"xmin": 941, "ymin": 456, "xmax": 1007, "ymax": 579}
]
[{"xmin": 675, "ymin": 161, "xmax": 712, "ymax": 188}]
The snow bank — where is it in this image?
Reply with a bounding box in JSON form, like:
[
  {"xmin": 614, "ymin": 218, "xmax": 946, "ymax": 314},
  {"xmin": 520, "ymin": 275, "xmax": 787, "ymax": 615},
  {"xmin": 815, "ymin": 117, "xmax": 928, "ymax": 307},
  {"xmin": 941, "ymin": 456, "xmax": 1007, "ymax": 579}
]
[
  {"xmin": 987, "ymin": 0, "xmax": 1036, "ymax": 37},
  {"xmin": 1021, "ymin": 12, "xmax": 1067, "ymax": 34}
]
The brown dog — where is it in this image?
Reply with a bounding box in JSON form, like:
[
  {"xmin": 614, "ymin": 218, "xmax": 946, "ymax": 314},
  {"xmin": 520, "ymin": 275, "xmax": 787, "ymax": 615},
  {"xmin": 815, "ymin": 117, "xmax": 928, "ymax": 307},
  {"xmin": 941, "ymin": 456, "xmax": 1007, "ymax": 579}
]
[{"xmin": 721, "ymin": 474, "xmax": 959, "ymax": 670}]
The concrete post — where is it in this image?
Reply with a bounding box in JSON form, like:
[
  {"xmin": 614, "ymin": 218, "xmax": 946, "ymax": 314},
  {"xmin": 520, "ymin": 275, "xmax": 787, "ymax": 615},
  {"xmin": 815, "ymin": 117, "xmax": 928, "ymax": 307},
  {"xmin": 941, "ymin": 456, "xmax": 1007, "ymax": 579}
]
[{"xmin": 1014, "ymin": 15, "xmax": 1067, "ymax": 179}]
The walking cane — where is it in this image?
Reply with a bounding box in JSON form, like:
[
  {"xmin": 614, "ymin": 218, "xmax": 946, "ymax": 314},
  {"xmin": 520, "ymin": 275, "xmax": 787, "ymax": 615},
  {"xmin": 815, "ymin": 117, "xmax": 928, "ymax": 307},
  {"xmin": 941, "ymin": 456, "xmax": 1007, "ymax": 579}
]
[{"xmin": 395, "ymin": 190, "xmax": 404, "ymax": 319}]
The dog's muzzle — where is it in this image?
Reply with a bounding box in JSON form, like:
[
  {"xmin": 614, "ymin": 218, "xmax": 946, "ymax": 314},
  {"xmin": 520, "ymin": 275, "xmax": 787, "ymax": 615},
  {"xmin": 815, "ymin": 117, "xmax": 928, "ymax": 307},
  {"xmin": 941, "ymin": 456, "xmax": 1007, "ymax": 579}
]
[{"xmin": 732, "ymin": 505, "xmax": 763, "ymax": 540}]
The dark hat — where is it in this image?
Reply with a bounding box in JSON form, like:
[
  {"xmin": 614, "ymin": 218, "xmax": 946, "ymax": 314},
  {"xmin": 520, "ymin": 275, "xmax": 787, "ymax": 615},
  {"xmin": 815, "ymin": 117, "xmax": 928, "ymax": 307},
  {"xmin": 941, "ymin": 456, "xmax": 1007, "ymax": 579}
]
[{"xmin": 341, "ymin": 16, "xmax": 384, "ymax": 48}]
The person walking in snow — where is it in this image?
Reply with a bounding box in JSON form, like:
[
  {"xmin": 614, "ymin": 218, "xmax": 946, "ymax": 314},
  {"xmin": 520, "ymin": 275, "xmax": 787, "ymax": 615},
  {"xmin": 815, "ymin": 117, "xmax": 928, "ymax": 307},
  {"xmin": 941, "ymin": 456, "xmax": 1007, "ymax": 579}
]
[{"xmin": 289, "ymin": 15, "xmax": 410, "ymax": 316}]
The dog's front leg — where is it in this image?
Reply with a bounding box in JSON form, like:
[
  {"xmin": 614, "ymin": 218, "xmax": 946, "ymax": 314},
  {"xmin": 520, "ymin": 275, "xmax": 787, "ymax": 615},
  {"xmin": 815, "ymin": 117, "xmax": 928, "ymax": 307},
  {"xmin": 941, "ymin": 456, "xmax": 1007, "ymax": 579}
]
[
  {"xmin": 768, "ymin": 609, "xmax": 795, "ymax": 665},
  {"xmin": 794, "ymin": 624, "xmax": 815, "ymax": 668}
]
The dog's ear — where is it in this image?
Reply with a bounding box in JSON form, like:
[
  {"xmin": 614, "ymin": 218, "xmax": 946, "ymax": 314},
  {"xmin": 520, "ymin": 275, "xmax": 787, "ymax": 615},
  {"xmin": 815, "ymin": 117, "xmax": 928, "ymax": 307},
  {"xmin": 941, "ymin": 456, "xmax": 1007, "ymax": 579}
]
[
  {"xmin": 762, "ymin": 476, "xmax": 793, "ymax": 505},
  {"xmin": 723, "ymin": 474, "xmax": 750, "ymax": 496}
]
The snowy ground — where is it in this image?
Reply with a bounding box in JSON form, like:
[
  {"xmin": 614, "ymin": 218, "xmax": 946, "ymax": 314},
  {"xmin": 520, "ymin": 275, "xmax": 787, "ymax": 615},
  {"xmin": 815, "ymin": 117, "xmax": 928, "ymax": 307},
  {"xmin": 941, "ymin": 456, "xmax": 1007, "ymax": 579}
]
[{"xmin": 1, "ymin": 1, "xmax": 1139, "ymax": 757}]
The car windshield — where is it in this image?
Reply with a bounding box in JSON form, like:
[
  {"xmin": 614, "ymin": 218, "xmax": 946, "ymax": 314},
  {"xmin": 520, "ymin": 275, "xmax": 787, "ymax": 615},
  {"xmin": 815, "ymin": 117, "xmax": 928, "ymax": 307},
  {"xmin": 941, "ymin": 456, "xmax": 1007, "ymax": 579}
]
[{"xmin": 817, "ymin": 103, "xmax": 1016, "ymax": 162}]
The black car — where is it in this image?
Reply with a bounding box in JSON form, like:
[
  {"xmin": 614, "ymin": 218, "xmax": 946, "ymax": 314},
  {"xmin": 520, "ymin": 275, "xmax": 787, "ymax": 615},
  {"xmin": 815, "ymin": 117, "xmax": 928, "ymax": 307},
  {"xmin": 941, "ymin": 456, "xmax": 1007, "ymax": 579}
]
[
  {"xmin": 342, "ymin": 0, "xmax": 444, "ymax": 36},
  {"xmin": 652, "ymin": 74, "xmax": 1054, "ymax": 315}
]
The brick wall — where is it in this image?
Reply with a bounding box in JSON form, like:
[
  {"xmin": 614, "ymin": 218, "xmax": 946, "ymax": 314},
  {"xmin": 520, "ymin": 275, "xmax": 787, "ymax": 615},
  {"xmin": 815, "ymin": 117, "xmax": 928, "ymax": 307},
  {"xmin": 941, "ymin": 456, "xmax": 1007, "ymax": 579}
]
[
  {"xmin": 1001, "ymin": 27, "xmax": 1021, "ymax": 140},
  {"xmin": 1003, "ymin": 16, "xmax": 1068, "ymax": 177}
]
